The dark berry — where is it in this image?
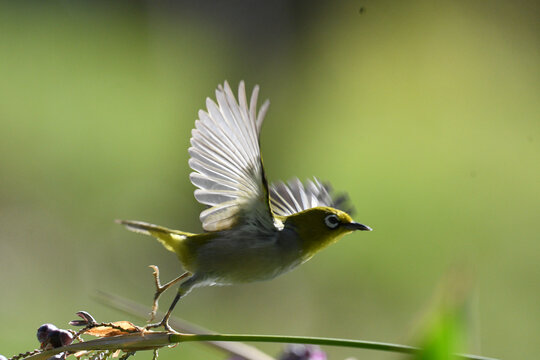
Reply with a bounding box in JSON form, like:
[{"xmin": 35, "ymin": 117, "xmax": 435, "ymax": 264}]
[
  {"xmin": 47, "ymin": 329, "xmax": 73, "ymax": 348},
  {"xmin": 37, "ymin": 324, "xmax": 58, "ymax": 344}
]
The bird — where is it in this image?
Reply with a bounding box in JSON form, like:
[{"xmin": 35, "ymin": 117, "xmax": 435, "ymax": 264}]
[{"xmin": 117, "ymin": 81, "xmax": 372, "ymax": 331}]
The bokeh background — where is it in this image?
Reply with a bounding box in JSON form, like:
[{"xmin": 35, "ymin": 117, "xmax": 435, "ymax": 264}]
[{"xmin": 0, "ymin": 1, "xmax": 538, "ymax": 359}]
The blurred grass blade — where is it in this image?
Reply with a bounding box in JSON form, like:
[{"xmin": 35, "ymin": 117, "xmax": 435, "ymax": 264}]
[{"xmin": 411, "ymin": 270, "xmax": 474, "ymax": 360}]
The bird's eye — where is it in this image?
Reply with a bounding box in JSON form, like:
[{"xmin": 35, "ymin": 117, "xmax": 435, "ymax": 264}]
[{"xmin": 324, "ymin": 214, "xmax": 340, "ymax": 229}]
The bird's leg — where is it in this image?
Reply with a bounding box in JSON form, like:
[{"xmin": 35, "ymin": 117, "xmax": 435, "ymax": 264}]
[
  {"xmin": 145, "ymin": 275, "xmax": 197, "ymax": 332},
  {"xmin": 148, "ymin": 265, "xmax": 191, "ymax": 323},
  {"xmin": 145, "ymin": 289, "xmax": 184, "ymax": 332}
]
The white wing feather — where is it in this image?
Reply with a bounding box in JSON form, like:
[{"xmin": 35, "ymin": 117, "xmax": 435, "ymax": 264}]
[
  {"xmin": 189, "ymin": 81, "xmax": 273, "ymax": 232},
  {"xmin": 269, "ymin": 178, "xmax": 353, "ymax": 217}
]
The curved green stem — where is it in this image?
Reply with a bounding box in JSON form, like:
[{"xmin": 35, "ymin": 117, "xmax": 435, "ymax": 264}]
[
  {"xmin": 172, "ymin": 333, "xmax": 497, "ymax": 360},
  {"xmin": 24, "ymin": 332, "xmax": 499, "ymax": 360},
  {"xmin": 174, "ymin": 333, "xmax": 416, "ymax": 353}
]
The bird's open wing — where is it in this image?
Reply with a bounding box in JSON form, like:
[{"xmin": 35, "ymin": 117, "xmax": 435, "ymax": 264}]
[
  {"xmin": 269, "ymin": 178, "xmax": 353, "ymax": 216},
  {"xmin": 189, "ymin": 81, "xmax": 275, "ymax": 232}
]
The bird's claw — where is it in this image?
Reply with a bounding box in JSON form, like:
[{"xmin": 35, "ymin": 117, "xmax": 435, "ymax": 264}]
[
  {"xmin": 148, "ymin": 265, "xmax": 167, "ymax": 322},
  {"xmin": 149, "ymin": 286, "xmax": 166, "ymax": 322}
]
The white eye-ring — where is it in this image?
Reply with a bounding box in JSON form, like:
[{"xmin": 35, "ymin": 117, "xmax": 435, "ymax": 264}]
[{"xmin": 324, "ymin": 214, "xmax": 340, "ymax": 229}]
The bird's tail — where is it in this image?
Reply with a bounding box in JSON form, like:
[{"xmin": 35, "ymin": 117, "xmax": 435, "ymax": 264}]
[{"xmin": 116, "ymin": 220, "xmax": 193, "ymax": 255}]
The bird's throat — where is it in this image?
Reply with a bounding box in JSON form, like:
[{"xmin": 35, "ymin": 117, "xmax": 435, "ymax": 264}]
[{"xmin": 300, "ymin": 230, "xmax": 347, "ymax": 259}]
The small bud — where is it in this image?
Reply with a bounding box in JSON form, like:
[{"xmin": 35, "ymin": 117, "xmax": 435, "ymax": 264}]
[
  {"xmin": 1, "ymin": 354, "xmax": 8, "ymax": 360},
  {"xmin": 70, "ymin": 311, "xmax": 96, "ymax": 327},
  {"xmin": 279, "ymin": 344, "xmax": 326, "ymax": 360},
  {"xmin": 37, "ymin": 324, "xmax": 58, "ymax": 344}
]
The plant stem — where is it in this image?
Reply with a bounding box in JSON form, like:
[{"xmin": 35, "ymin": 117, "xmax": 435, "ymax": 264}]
[
  {"xmin": 172, "ymin": 333, "xmax": 497, "ymax": 360},
  {"xmin": 23, "ymin": 332, "xmax": 499, "ymax": 360},
  {"xmin": 175, "ymin": 333, "xmax": 416, "ymax": 353}
]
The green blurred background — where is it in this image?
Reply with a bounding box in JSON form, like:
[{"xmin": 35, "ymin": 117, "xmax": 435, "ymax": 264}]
[{"xmin": 0, "ymin": 1, "xmax": 538, "ymax": 359}]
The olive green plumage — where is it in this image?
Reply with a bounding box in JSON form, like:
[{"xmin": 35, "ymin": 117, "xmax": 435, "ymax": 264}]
[{"xmin": 118, "ymin": 81, "xmax": 371, "ymax": 330}]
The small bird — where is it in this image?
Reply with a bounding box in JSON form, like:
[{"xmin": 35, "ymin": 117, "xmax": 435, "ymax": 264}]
[{"xmin": 118, "ymin": 81, "xmax": 371, "ymax": 331}]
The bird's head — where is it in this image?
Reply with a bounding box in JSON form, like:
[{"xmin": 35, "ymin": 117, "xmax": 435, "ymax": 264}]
[{"xmin": 283, "ymin": 206, "xmax": 371, "ymax": 259}]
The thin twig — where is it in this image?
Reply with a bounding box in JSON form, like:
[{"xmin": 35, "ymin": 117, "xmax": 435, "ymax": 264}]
[{"xmin": 25, "ymin": 333, "xmax": 170, "ymax": 360}]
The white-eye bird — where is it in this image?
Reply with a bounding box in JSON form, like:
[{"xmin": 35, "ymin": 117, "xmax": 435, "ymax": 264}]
[{"xmin": 118, "ymin": 81, "xmax": 372, "ymax": 331}]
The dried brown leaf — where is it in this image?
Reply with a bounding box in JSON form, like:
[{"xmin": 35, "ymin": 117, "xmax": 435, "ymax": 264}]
[{"xmin": 83, "ymin": 321, "xmax": 140, "ymax": 337}]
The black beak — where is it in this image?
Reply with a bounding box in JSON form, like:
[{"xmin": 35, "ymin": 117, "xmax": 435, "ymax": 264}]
[{"xmin": 343, "ymin": 222, "xmax": 372, "ymax": 231}]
